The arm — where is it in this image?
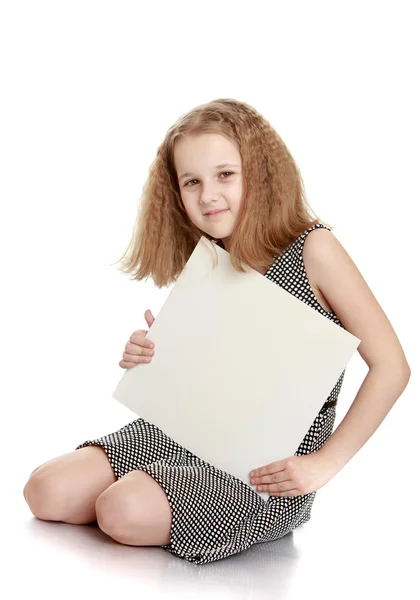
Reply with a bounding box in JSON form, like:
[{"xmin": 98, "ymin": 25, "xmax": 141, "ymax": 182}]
[
  {"xmin": 317, "ymin": 362, "xmax": 410, "ymax": 473},
  {"xmin": 302, "ymin": 228, "xmax": 411, "ymax": 474}
]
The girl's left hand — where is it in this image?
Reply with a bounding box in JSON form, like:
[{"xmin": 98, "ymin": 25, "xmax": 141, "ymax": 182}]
[{"xmin": 249, "ymin": 452, "xmax": 338, "ymax": 497}]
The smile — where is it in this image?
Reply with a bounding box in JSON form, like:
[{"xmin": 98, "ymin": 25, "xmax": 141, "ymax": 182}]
[{"xmin": 204, "ymin": 209, "xmax": 229, "ymax": 219}]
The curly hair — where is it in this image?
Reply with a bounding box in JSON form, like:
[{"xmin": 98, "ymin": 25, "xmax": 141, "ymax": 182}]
[{"xmin": 111, "ymin": 98, "xmax": 332, "ymax": 288}]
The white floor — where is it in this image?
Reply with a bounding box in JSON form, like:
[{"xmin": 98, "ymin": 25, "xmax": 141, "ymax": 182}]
[{"xmin": 6, "ymin": 390, "xmax": 418, "ymax": 600}]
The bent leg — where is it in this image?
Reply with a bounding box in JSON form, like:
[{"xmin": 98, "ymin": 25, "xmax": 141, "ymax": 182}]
[
  {"xmin": 95, "ymin": 470, "xmax": 172, "ymax": 546},
  {"xmin": 23, "ymin": 446, "xmax": 117, "ymax": 524}
]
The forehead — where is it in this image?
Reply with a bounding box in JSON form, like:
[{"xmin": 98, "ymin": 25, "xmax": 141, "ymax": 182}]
[{"xmin": 174, "ymin": 133, "xmax": 241, "ymax": 172}]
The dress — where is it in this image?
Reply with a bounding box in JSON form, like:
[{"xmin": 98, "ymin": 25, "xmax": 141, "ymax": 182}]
[{"xmin": 75, "ymin": 223, "xmax": 346, "ymax": 565}]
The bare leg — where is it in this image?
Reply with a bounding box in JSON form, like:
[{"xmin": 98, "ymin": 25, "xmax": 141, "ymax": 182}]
[
  {"xmin": 95, "ymin": 470, "xmax": 172, "ymax": 546},
  {"xmin": 23, "ymin": 446, "xmax": 117, "ymax": 524}
]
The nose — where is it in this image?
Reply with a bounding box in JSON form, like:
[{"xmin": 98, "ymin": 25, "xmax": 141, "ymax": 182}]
[{"xmin": 199, "ymin": 181, "xmax": 219, "ymax": 205}]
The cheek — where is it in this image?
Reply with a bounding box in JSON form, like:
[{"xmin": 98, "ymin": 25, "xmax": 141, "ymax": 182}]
[
  {"xmin": 180, "ymin": 195, "xmax": 192, "ymax": 213},
  {"xmin": 182, "ymin": 200, "xmax": 200, "ymax": 223},
  {"xmin": 183, "ymin": 198, "xmax": 195, "ymax": 213},
  {"xmin": 182, "ymin": 195, "xmax": 199, "ymax": 213}
]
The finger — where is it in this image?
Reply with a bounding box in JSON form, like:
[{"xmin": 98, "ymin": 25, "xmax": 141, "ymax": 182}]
[
  {"xmin": 254, "ymin": 474, "xmax": 294, "ymax": 486},
  {"xmin": 119, "ymin": 358, "xmax": 150, "ymax": 369},
  {"xmin": 145, "ymin": 309, "xmax": 155, "ymax": 327},
  {"xmin": 129, "ymin": 337, "xmax": 155, "ymax": 350},
  {"xmin": 125, "ymin": 342, "xmax": 154, "ymax": 356},
  {"xmin": 130, "ymin": 332, "xmax": 155, "ymax": 348},
  {"xmin": 122, "ymin": 351, "xmax": 153, "ymax": 364},
  {"xmin": 270, "ymin": 489, "xmax": 301, "ymax": 497},
  {"xmin": 251, "ymin": 460, "xmax": 287, "ymax": 479},
  {"xmin": 119, "ymin": 360, "xmax": 138, "ymax": 369},
  {"xmin": 256, "ymin": 480, "xmax": 295, "ymax": 492},
  {"xmin": 130, "ymin": 329, "xmax": 148, "ymax": 343},
  {"xmin": 120, "ymin": 357, "xmax": 151, "ymax": 368}
]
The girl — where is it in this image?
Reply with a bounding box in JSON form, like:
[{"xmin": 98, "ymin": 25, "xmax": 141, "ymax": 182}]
[{"xmin": 23, "ymin": 98, "xmax": 411, "ymax": 566}]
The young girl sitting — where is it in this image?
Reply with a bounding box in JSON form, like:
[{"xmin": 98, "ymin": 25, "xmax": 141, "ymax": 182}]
[{"xmin": 23, "ymin": 98, "xmax": 411, "ymax": 566}]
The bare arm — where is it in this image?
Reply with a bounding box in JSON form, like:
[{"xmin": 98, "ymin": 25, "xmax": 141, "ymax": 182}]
[
  {"xmin": 317, "ymin": 363, "xmax": 410, "ymax": 472},
  {"xmin": 302, "ymin": 228, "xmax": 411, "ymax": 472}
]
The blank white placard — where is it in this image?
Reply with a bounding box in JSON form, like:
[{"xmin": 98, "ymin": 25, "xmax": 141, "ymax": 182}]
[{"xmin": 112, "ymin": 236, "xmax": 360, "ymax": 501}]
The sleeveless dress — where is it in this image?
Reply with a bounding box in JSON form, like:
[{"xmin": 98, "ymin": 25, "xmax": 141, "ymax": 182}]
[{"xmin": 75, "ymin": 223, "xmax": 346, "ymax": 565}]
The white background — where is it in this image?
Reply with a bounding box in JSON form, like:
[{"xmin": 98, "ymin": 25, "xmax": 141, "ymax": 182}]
[{"xmin": 1, "ymin": 1, "xmax": 418, "ymax": 598}]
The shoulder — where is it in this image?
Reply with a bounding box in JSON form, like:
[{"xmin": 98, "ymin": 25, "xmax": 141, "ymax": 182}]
[
  {"xmin": 301, "ymin": 226, "xmax": 410, "ymax": 371},
  {"xmin": 301, "ymin": 226, "xmax": 339, "ymax": 268},
  {"xmin": 301, "ymin": 226, "xmax": 358, "ymax": 299}
]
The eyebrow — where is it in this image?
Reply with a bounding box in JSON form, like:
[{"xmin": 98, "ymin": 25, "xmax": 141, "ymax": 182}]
[{"xmin": 178, "ymin": 164, "xmax": 241, "ymax": 181}]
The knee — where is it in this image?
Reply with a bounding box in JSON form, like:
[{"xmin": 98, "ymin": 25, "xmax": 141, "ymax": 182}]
[
  {"xmin": 95, "ymin": 489, "xmax": 139, "ymax": 540},
  {"xmin": 23, "ymin": 472, "xmax": 62, "ymax": 520}
]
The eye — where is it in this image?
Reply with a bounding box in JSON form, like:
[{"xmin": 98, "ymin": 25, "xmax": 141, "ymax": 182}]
[{"xmin": 184, "ymin": 171, "xmax": 233, "ymax": 187}]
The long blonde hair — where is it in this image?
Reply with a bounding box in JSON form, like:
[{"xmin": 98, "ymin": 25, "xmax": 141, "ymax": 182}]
[{"xmin": 112, "ymin": 98, "xmax": 332, "ymax": 288}]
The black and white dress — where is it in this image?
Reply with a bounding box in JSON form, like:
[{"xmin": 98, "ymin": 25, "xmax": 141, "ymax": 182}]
[{"xmin": 75, "ymin": 223, "xmax": 346, "ymax": 565}]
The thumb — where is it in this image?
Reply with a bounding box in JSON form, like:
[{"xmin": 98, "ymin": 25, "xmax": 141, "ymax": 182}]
[{"xmin": 145, "ymin": 309, "xmax": 155, "ymax": 327}]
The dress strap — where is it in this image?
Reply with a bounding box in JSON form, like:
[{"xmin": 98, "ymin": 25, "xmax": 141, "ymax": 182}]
[{"xmin": 298, "ymin": 223, "xmax": 331, "ymax": 244}]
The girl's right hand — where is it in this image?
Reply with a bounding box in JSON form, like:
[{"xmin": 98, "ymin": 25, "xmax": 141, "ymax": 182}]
[{"xmin": 119, "ymin": 309, "xmax": 156, "ymax": 369}]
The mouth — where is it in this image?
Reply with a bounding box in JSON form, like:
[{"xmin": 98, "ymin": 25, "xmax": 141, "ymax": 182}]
[{"xmin": 204, "ymin": 209, "xmax": 229, "ymax": 217}]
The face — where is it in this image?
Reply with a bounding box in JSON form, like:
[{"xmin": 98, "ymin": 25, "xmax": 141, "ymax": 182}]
[{"xmin": 173, "ymin": 133, "xmax": 243, "ymax": 251}]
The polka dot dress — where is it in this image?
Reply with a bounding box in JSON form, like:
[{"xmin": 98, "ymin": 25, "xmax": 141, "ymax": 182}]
[{"xmin": 75, "ymin": 223, "xmax": 346, "ymax": 565}]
